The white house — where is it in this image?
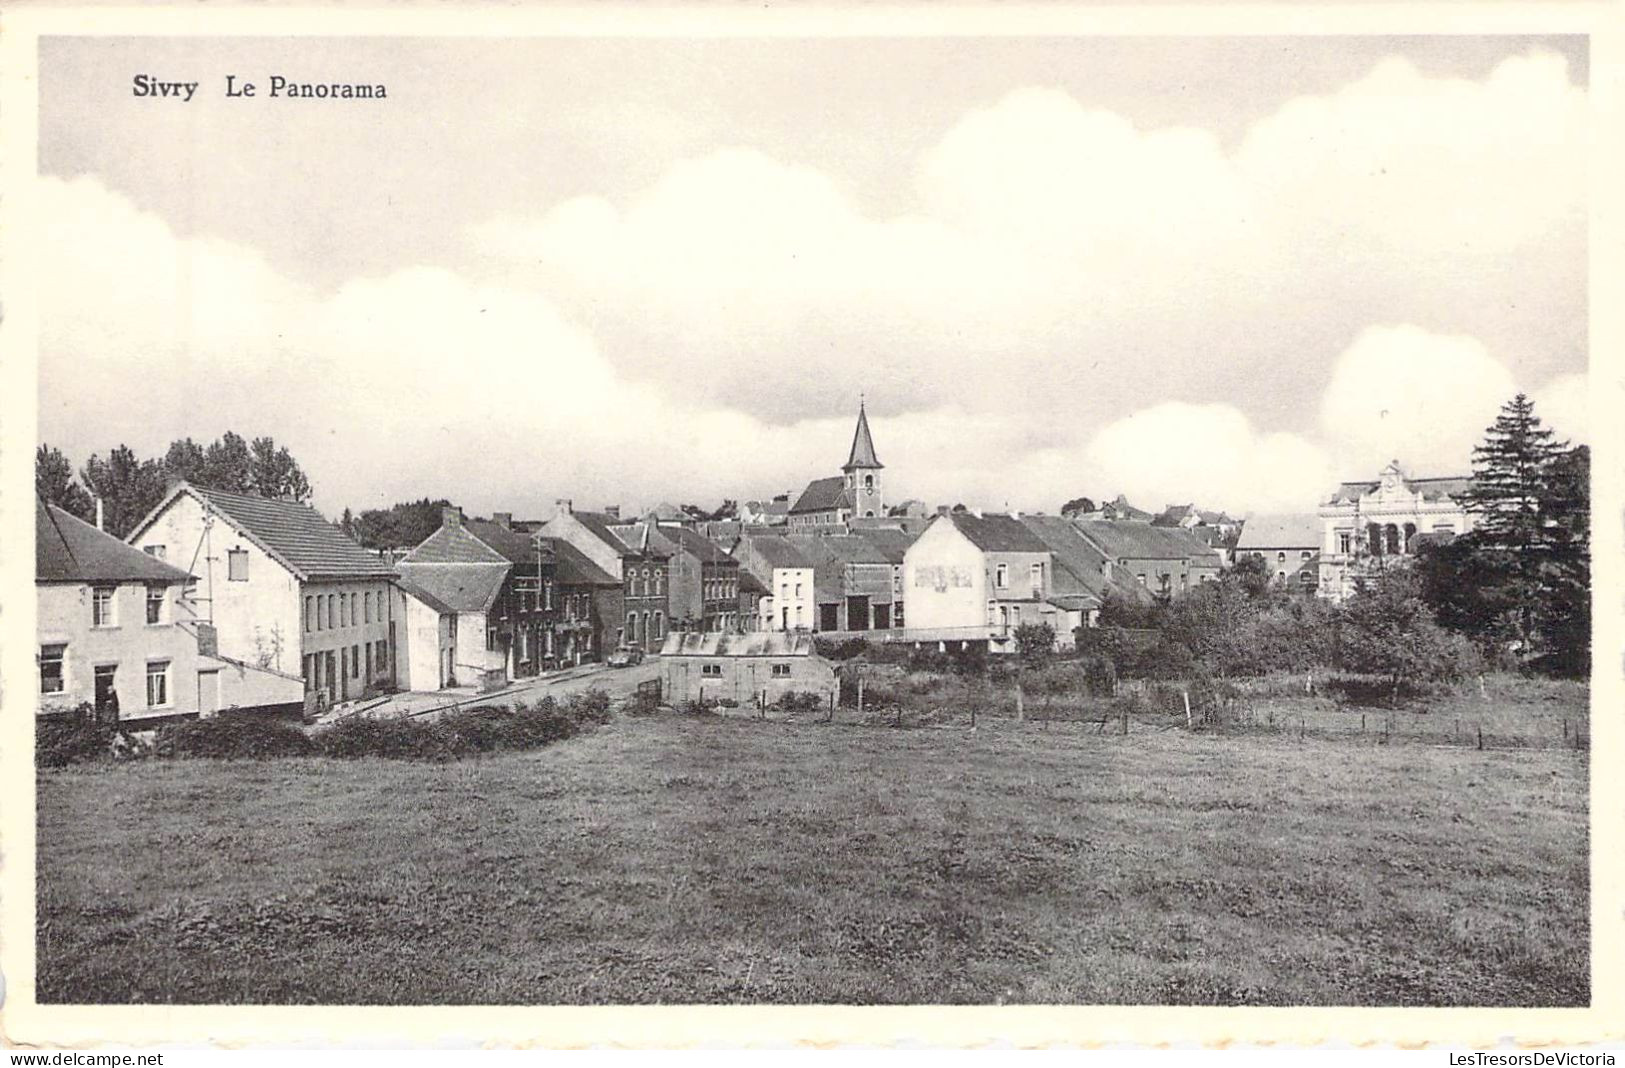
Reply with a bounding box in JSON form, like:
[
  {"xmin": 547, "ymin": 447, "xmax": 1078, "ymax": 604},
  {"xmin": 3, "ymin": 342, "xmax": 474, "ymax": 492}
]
[
  {"xmin": 731, "ymin": 535, "xmax": 817, "ymax": 632},
  {"xmin": 126, "ymin": 482, "xmax": 401, "ymax": 709},
  {"xmin": 1316, "ymin": 461, "xmax": 1475, "ymax": 601},
  {"xmin": 37, "ymin": 501, "xmax": 303, "ymax": 723},
  {"xmin": 901, "ymin": 512, "xmax": 1071, "ymax": 654}
]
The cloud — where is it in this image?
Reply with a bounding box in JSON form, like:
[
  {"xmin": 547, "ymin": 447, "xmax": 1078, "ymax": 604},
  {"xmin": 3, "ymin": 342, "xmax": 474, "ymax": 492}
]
[
  {"xmin": 467, "ymin": 49, "xmax": 1586, "ymax": 438},
  {"xmin": 40, "ymin": 47, "xmax": 1589, "ymax": 520},
  {"xmin": 1533, "ymin": 372, "xmax": 1590, "ymax": 445},
  {"xmin": 1082, "ymin": 403, "xmax": 1334, "ymax": 515},
  {"xmin": 1317, "ymin": 324, "xmax": 1519, "ymax": 476}
]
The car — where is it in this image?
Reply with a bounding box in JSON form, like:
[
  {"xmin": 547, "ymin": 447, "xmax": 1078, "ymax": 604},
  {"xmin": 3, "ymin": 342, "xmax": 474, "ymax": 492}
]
[{"xmin": 606, "ymin": 647, "xmax": 644, "ymax": 668}]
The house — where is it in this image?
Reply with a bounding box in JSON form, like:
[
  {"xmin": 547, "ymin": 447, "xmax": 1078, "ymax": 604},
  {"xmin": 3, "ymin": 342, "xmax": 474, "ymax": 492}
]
[
  {"xmin": 786, "ymin": 533, "xmax": 897, "ymax": 632},
  {"xmin": 1074, "ymin": 494, "xmax": 1155, "ymax": 523},
  {"xmin": 901, "ymin": 512, "xmax": 1073, "ymax": 654},
  {"xmin": 732, "ymin": 535, "xmax": 817, "ymax": 632},
  {"xmin": 395, "ymin": 507, "xmax": 524, "ymax": 692},
  {"xmin": 659, "ymin": 630, "xmax": 839, "ymax": 708},
  {"xmin": 849, "ymin": 525, "xmax": 918, "ymax": 629},
  {"xmin": 1018, "ymin": 514, "xmax": 1155, "ymax": 637},
  {"xmin": 1070, "ymin": 521, "xmax": 1222, "ymax": 599},
  {"xmin": 38, "ymin": 501, "xmax": 304, "ymax": 723},
  {"xmin": 1316, "ymin": 460, "xmax": 1476, "ymax": 602},
  {"xmin": 657, "ymin": 525, "xmax": 743, "ymax": 632},
  {"xmin": 1235, "ymin": 514, "xmax": 1323, "ymax": 593},
  {"xmin": 788, "ymin": 401, "xmax": 886, "ymax": 526},
  {"xmin": 127, "ymin": 482, "xmax": 400, "ymax": 708},
  {"xmin": 739, "ymin": 496, "xmax": 791, "ymax": 526},
  {"xmin": 548, "ymin": 537, "xmax": 622, "ymax": 666},
  {"xmin": 542, "ymin": 502, "xmax": 672, "ymax": 653}
]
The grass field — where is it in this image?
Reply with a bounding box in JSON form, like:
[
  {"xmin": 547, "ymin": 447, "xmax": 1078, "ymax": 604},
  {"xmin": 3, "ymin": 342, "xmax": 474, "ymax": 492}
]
[{"xmin": 37, "ymin": 701, "xmax": 1588, "ymax": 1005}]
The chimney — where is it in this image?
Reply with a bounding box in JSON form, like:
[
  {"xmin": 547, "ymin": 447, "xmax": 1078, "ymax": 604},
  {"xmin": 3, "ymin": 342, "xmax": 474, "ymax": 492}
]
[
  {"xmin": 94, "ymin": 496, "xmax": 105, "ymax": 531},
  {"xmin": 442, "ymin": 505, "xmax": 462, "ymax": 528},
  {"xmin": 604, "ymin": 505, "xmax": 621, "ymax": 520},
  {"xmin": 492, "ymin": 512, "xmax": 512, "ymax": 530},
  {"xmin": 936, "ymin": 505, "xmax": 950, "ymax": 516},
  {"xmin": 555, "ymin": 498, "xmax": 573, "ymax": 516}
]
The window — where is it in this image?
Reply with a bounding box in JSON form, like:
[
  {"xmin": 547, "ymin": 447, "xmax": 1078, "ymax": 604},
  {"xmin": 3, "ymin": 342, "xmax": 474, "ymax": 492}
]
[
  {"xmin": 996, "ymin": 564, "xmax": 1008, "ymax": 589},
  {"xmin": 1299, "ymin": 571, "xmax": 1315, "ymax": 586},
  {"xmin": 146, "ymin": 586, "xmax": 166, "ymax": 624},
  {"xmin": 654, "ymin": 612, "xmax": 664, "ymax": 638},
  {"xmin": 1300, "ymin": 550, "xmax": 1312, "ymax": 561},
  {"xmin": 795, "ymin": 582, "xmax": 802, "ymax": 598},
  {"xmin": 376, "ymin": 642, "xmax": 388, "ymax": 671},
  {"xmin": 772, "ymin": 663, "xmax": 791, "ymax": 677},
  {"xmin": 1338, "ymin": 532, "xmax": 1352, "ymax": 554},
  {"xmin": 626, "ymin": 613, "xmax": 638, "ymax": 642},
  {"xmin": 145, "ymin": 660, "xmax": 170, "ymax": 707},
  {"xmin": 1277, "ymin": 571, "xmax": 1287, "ymax": 583},
  {"xmin": 342, "ymin": 595, "xmax": 351, "ymax": 628},
  {"xmin": 305, "ymin": 596, "xmax": 314, "ymax": 632},
  {"xmin": 1031, "ymin": 562, "xmax": 1044, "ymax": 591},
  {"xmin": 365, "ymin": 592, "xmax": 372, "ymax": 624},
  {"xmin": 702, "ymin": 663, "xmax": 723, "ymax": 677},
  {"xmin": 92, "ymin": 586, "xmax": 116, "ymax": 627},
  {"xmin": 326, "ymin": 595, "xmax": 335, "ymax": 629},
  {"xmin": 351, "ymin": 645, "xmax": 360, "ymax": 678},
  {"xmin": 546, "ymin": 581, "xmax": 555, "ymax": 610},
  {"xmin": 143, "ymin": 544, "xmax": 167, "ymax": 560},
  {"xmin": 39, "ymin": 644, "xmax": 66, "ymax": 694},
  {"xmin": 1277, "ymin": 551, "xmax": 1287, "ymax": 564},
  {"xmin": 227, "ymin": 548, "xmax": 249, "ymax": 581},
  {"xmin": 94, "ymin": 664, "xmax": 117, "ymax": 707},
  {"xmin": 1136, "ymin": 574, "xmax": 1146, "ymax": 587}
]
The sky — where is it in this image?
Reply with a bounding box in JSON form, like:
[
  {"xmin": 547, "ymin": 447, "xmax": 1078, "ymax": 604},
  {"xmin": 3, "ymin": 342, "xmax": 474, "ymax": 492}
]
[{"xmin": 36, "ymin": 34, "xmax": 1590, "ymax": 520}]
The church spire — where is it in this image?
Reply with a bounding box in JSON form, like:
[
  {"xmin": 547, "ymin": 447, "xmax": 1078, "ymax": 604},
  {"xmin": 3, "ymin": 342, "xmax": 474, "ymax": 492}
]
[{"xmin": 842, "ymin": 398, "xmax": 882, "ymax": 471}]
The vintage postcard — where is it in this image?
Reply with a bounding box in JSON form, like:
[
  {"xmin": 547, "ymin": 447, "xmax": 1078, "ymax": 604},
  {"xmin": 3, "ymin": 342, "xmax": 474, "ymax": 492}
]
[{"xmin": 0, "ymin": 3, "xmax": 1619, "ymax": 1051}]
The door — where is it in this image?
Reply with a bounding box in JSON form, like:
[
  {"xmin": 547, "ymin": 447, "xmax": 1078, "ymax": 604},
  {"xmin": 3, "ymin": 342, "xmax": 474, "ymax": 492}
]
[
  {"xmin": 197, "ymin": 669, "xmax": 221, "ymax": 718},
  {"xmin": 847, "ymin": 596, "xmax": 870, "ymax": 631},
  {"xmin": 324, "ymin": 651, "xmax": 338, "ymax": 701}
]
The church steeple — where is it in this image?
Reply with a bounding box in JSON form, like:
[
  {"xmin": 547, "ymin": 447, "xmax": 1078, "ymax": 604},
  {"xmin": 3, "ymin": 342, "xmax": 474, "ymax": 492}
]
[
  {"xmin": 842, "ymin": 398, "xmax": 882, "ymax": 472},
  {"xmin": 842, "ymin": 398, "xmax": 884, "ymax": 519}
]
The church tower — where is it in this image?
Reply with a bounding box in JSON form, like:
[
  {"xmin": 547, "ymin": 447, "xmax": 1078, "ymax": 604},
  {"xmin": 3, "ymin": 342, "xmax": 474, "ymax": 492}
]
[{"xmin": 842, "ymin": 399, "xmax": 884, "ymax": 518}]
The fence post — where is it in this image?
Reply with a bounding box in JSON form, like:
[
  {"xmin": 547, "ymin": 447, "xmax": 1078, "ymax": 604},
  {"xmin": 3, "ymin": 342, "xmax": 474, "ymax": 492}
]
[
  {"xmin": 1477, "ymin": 724, "xmax": 1484, "ymax": 751},
  {"xmin": 857, "ymin": 674, "xmax": 865, "ymax": 716},
  {"xmin": 1016, "ymin": 684, "xmax": 1024, "ymax": 722},
  {"xmin": 1182, "ymin": 690, "xmax": 1192, "ymax": 729}
]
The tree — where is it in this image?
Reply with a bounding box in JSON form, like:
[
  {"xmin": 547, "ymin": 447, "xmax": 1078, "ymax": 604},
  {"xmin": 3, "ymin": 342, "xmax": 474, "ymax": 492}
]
[
  {"xmin": 1457, "ymin": 393, "xmax": 1569, "ymax": 650},
  {"xmin": 1013, "ymin": 622, "xmax": 1056, "ymax": 664},
  {"xmin": 1537, "ymin": 444, "xmax": 1590, "ymax": 675},
  {"xmin": 36, "ymin": 444, "xmax": 93, "ymax": 521},
  {"xmin": 1227, "ymin": 553, "xmax": 1275, "ymax": 600},
  {"xmin": 1060, "ymin": 496, "xmax": 1097, "ymax": 518},
  {"xmin": 1340, "ymin": 568, "xmax": 1477, "ymax": 704},
  {"xmin": 248, "ymin": 436, "xmax": 312, "ymax": 501},
  {"xmin": 164, "ymin": 432, "xmax": 312, "ymax": 502},
  {"xmin": 349, "ymin": 498, "xmax": 454, "ymax": 550},
  {"xmin": 79, "ymin": 445, "xmax": 169, "ymax": 539}
]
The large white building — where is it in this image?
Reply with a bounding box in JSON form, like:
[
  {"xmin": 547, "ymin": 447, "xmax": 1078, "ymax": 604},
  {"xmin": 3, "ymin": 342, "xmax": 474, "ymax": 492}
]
[{"xmin": 1315, "ymin": 461, "xmax": 1475, "ymax": 601}]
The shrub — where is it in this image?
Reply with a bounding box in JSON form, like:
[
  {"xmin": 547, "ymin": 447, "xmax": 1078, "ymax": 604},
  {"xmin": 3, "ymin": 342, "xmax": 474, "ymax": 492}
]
[
  {"xmin": 777, "ymin": 691, "xmax": 825, "ymax": 716},
  {"xmin": 678, "ymin": 697, "xmax": 721, "ymax": 717},
  {"xmin": 36, "ymin": 709, "xmax": 115, "ymax": 768},
  {"xmin": 156, "ymin": 714, "xmax": 318, "ymax": 760},
  {"xmin": 949, "ymin": 643, "xmax": 988, "ymax": 677},
  {"xmin": 815, "ymin": 637, "xmax": 874, "ymax": 661},
  {"xmin": 563, "ymin": 689, "xmax": 612, "ymax": 724},
  {"xmin": 318, "ymin": 715, "xmax": 456, "ymax": 761},
  {"xmin": 1081, "ymin": 654, "xmax": 1118, "ymax": 697},
  {"xmin": 1014, "ymin": 622, "xmax": 1056, "ymax": 664}
]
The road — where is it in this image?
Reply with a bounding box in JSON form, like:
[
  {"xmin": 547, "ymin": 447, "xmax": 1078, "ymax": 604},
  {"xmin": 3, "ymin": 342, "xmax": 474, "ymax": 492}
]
[{"xmin": 329, "ymin": 658, "xmax": 662, "ymax": 722}]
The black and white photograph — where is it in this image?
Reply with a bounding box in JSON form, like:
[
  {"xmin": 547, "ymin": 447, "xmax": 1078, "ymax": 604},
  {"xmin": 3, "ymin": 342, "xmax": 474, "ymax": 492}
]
[{"xmin": 1, "ymin": 9, "xmax": 1614, "ymax": 1048}]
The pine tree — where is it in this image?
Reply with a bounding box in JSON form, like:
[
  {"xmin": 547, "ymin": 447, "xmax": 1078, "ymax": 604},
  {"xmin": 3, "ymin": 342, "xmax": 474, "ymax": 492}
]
[
  {"xmin": 1457, "ymin": 394, "xmax": 1572, "ymax": 656},
  {"xmin": 36, "ymin": 443, "xmax": 94, "ymax": 520}
]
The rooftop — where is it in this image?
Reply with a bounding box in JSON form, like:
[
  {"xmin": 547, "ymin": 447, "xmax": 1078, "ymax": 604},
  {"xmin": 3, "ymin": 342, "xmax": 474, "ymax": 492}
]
[
  {"xmin": 1236, "ymin": 514, "xmax": 1323, "ymax": 550},
  {"xmin": 660, "ymin": 631, "xmax": 821, "ymax": 657},
  {"xmin": 38, "ymin": 502, "xmax": 195, "ymax": 585}
]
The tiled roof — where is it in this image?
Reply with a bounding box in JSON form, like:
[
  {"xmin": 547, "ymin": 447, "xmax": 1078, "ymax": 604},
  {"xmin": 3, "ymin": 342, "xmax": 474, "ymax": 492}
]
[
  {"xmin": 38, "ymin": 502, "xmax": 195, "ymax": 585},
  {"xmin": 851, "ymin": 527, "xmax": 917, "ymax": 563},
  {"xmin": 1073, "ymin": 520, "xmax": 1222, "ymax": 562},
  {"xmin": 1019, "ymin": 515, "xmax": 1113, "ymax": 596},
  {"xmin": 1236, "ymin": 514, "xmax": 1323, "ymax": 551},
  {"xmin": 144, "ymin": 483, "xmax": 396, "ymax": 581},
  {"xmin": 843, "ymin": 403, "xmax": 882, "ymax": 470},
  {"xmin": 739, "ymin": 569, "xmax": 767, "ymax": 595},
  {"xmin": 790, "ymin": 476, "xmax": 852, "ymax": 515},
  {"xmin": 404, "ymin": 521, "xmax": 508, "ymax": 565},
  {"xmin": 1046, "ymin": 594, "xmax": 1101, "ymax": 612},
  {"xmin": 660, "ymin": 525, "xmax": 736, "ymax": 565},
  {"xmin": 660, "ymin": 631, "xmax": 820, "ymax": 657},
  {"xmin": 608, "ymin": 520, "xmax": 678, "ymax": 559},
  {"xmin": 548, "ymin": 538, "xmax": 618, "ymax": 586},
  {"xmin": 790, "ymin": 533, "xmax": 890, "ymax": 566},
  {"xmin": 396, "ymin": 561, "xmax": 509, "ymax": 614},
  {"xmin": 464, "ymin": 518, "xmax": 552, "ymax": 566},
  {"xmin": 744, "ymin": 536, "xmax": 813, "ymax": 570},
  {"xmin": 947, "ymin": 513, "xmax": 1051, "ymax": 553},
  {"xmin": 1328, "ymin": 476, "xmax": 1472, "ymax": 504}
]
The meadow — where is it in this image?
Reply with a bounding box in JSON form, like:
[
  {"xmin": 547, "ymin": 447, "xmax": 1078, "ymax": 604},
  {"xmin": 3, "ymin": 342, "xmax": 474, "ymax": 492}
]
[{"xmin": 36, "ymin": 679, "xmax": 1588, "ymax": 1006}]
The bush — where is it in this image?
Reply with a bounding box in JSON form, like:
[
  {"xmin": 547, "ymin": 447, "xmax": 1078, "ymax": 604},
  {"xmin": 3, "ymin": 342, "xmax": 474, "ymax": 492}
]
[
  {"xmin": 156, "ymin": 714, "xmax": 318, "ymax": 760},
  {"xmin": 949, "ymin": 643, "xmax": 988, "ymax": 677},
  {"xmin": 814, "ymin": 637, "xmax": 874, "ymax": 661},
  {"xmin": 1014, "ymin": 622, "xmax": 1056, "ymax": 664},
  {"xmin": 777, "ymin": 690, "xmax": 826, "ymax": 716},
  {"xmin": 36, "ymin": 710, "xmax": 115, "ymax": 768},
  {"xmin": 1081, "ymin": 654, "xmax": 1118, "ymax": 697},
  {"xmin": 318, "ymin": 715, "xmax": 457, "ymax": 761}
]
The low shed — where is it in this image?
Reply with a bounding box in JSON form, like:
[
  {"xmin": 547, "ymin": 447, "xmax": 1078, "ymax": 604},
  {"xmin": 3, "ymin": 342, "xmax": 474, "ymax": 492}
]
[{"xmin": 659, "ymin": 631, "xmax": 838, "ymax": 708}]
